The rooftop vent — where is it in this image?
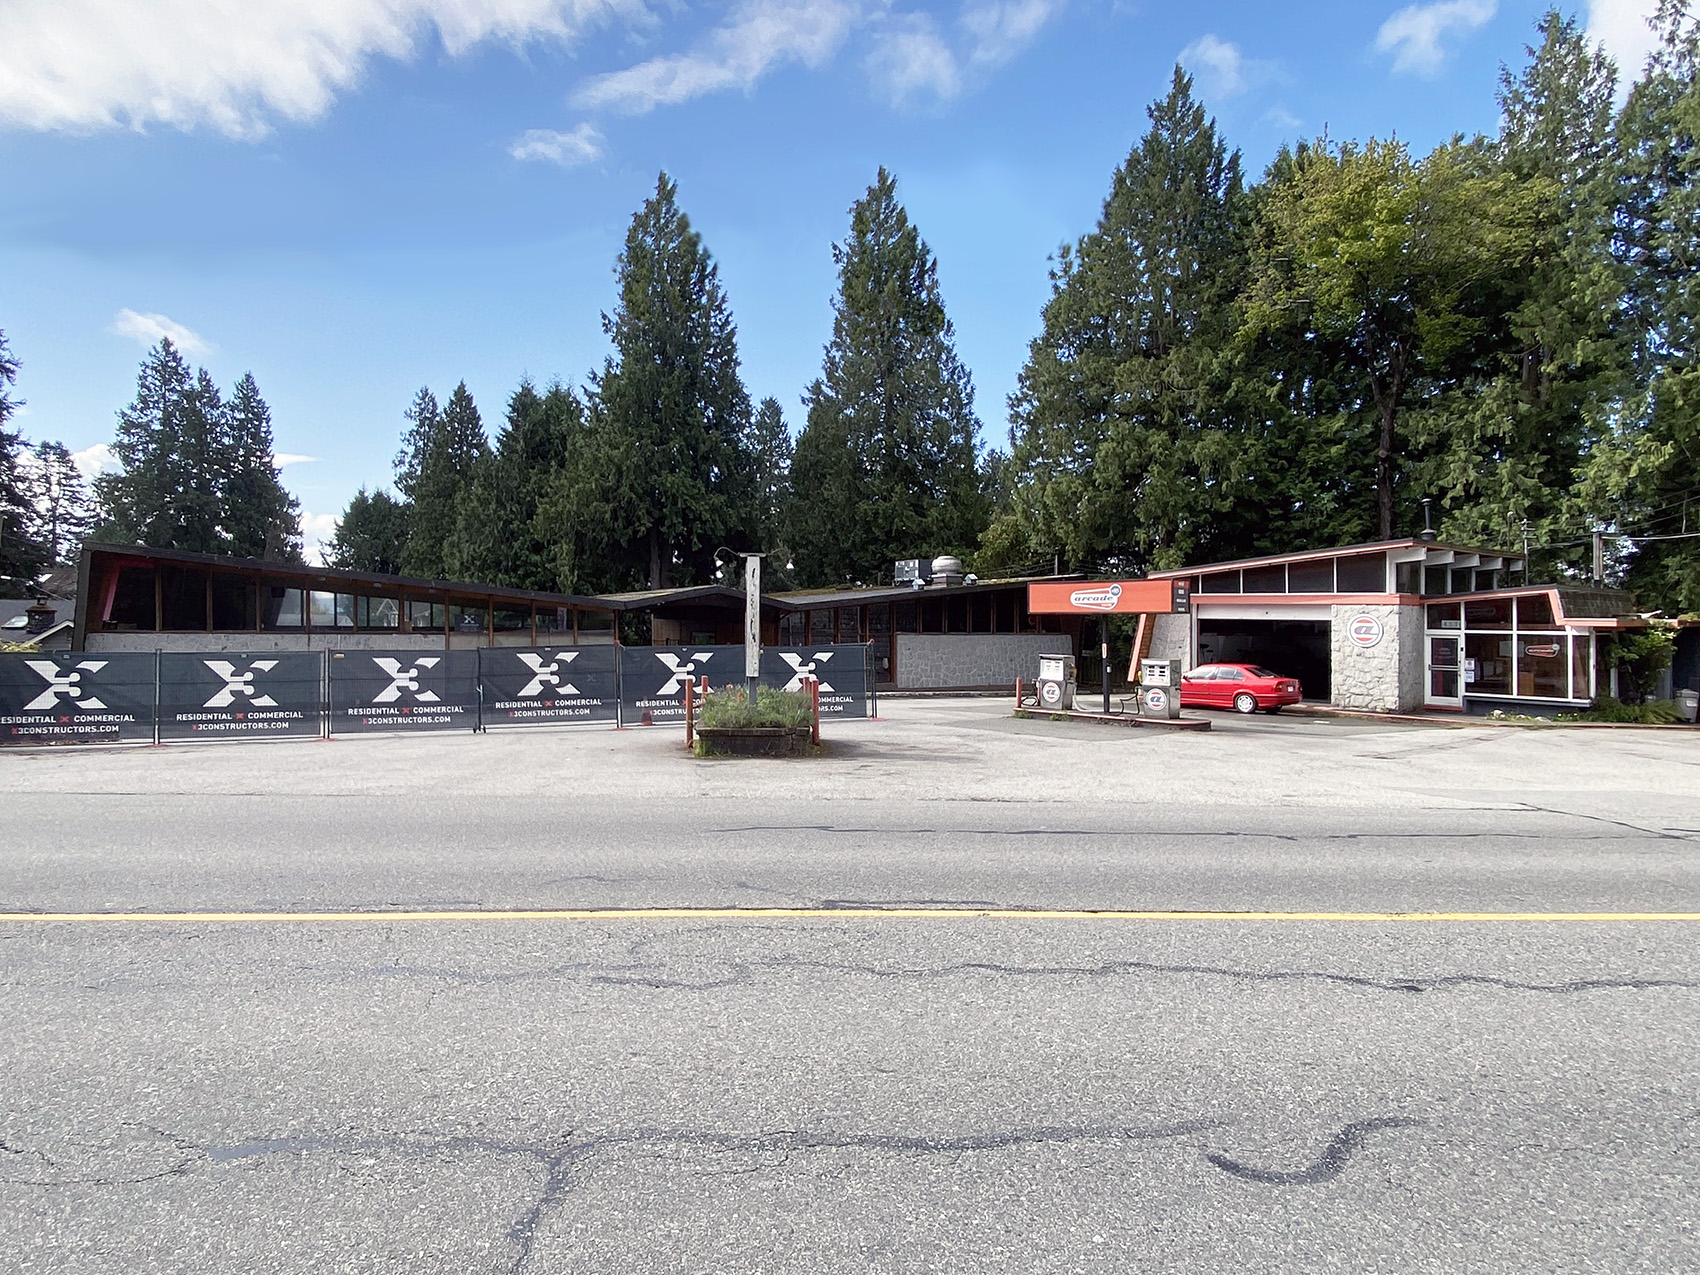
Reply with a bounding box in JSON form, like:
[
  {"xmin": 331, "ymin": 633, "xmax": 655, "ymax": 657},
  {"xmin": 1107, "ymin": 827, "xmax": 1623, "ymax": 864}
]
[{"xmin": 930, "ymin": 555, "xmax": 965, "ymax": 587}]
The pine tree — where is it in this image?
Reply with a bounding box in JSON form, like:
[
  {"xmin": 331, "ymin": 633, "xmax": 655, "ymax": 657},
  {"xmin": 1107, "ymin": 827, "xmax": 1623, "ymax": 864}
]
[
  {"xmin": 994, "ymin": 73, "xmax": 1251, "ymax": 576},
  {"xmin": 788, "ymin": 168, "xmax": 986, "ymax": 587},
  {"xmin": 396, "ymin": 382, "xmax": 487, "ymax": 579},
  {"xmin": 327, "ymin": 487, "xmax": 409, "ymax": 575},
  {"xmin": 552, "ymin": 173, "xmax": 757, "ymax": 590},
  {"xmin": 95, "ymin": 338, "xmax": 229, "ymax": 553},
  {"xmin": 1582, "ymin": 0, "xmax": 1700, "ymax": 610},
  {"xmin": 447, "ymin": 378, "xmax": 587, "ymax": 590},
  {"xmin": 222, "ymin": 372, "xmax": 302, "ymax": 561},
  {"xmin": 0, "ymin": 328, "xmax": 49, "ymax": 594},
  {"xmin": 747, "ymin": 396, "xmax": 793, "ymax": 557},
  {"xmin": 30, "ymin": 441, "xmax": 96, "ymax": 566}
]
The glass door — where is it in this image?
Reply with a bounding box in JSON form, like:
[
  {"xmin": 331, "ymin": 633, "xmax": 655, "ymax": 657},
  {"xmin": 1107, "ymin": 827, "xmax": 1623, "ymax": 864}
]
[{"xmin": 1426, "ymin": 635, "xmax": 1462, "ymax": 709}]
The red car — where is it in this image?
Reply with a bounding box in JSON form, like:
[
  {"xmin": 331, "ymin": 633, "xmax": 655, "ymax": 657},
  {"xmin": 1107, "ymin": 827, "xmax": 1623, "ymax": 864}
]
[{"xmin": 1179, "ymin": 663, "xmax": 1303, "ymax": 714}]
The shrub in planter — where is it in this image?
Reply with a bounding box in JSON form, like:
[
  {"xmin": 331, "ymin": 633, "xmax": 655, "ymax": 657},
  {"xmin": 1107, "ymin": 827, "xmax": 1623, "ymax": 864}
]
[{"xmin": 694, "ymin": 686, "xmax": 817, "ymax": 756}]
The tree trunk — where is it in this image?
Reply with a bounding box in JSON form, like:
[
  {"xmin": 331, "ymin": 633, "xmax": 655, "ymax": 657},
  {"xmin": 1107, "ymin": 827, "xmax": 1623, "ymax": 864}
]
[
  {"xmin": 1367, "ymin": 345, "xmax": 1408, "ymax": 542},
  {"xmin": 648, "ymin": 527, "xmax": 663, "ymax": 590}
]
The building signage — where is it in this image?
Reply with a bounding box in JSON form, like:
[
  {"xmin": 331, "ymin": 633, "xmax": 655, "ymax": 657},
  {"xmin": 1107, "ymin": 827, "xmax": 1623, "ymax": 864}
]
[
  {"xmin": 328, "ymin": 650, "xmax": 479, "ymax": 733},
  {"xmin": 1027, "ymin": 579, "xmax": 1190, "ymax": 615},
  {"xmin": 1346, "ymin": 614, "xmax": 1385, "ymax": 648},
  {"xmin": 0, "ymin": 652, "xmax": 156, "ymax": 743},
  {"xmin": 158, "ymin": 652, "xmax": 322, "ymax": 741},
  {"xmin": 479, "ymin": 646, "xmax": 617, "ymax": 726},
  {"xmin": 1524, "ymin": 643, "xmax": 1561, "ymax": 659}
]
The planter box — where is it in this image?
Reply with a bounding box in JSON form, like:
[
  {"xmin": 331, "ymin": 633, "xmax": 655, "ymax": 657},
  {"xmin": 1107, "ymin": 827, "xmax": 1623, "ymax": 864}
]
[{"xmin": 696, "ymin": 725, "xmax": 814, "ymax": 757}]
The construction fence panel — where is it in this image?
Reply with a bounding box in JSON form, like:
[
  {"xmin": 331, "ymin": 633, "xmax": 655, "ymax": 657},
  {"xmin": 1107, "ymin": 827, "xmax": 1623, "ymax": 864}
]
[
  {"xmin": 157, "ymin": 651, "xmax": 325, "ymax": 742},
  {"xmin": 327, "ymin": 649, "xmax": 481, "ymax": 735},
  {"xmin": 0, "ymin": 651, "xmax": 158, "ymax": 744},
  {"xmin": 478, "ymin": 646, "xmax": 619, "ymax": 728}
]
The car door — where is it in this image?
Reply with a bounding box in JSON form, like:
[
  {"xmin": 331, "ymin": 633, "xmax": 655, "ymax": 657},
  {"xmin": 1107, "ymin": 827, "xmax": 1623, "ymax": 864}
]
[
  {"xmin": 1216, "ymin": 666, "xmax": 1247, "ymax": 706},
  {"xmin": 1180, "ymin": 665, "xmax": 1214, "ymax": 706}
]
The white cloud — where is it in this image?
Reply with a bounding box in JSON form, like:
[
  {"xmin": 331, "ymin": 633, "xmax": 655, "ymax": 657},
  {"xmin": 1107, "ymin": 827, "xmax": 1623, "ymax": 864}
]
[
  {"xmin": 1587, "ymin": 0, "xmax": 1661, "ymax": 80},
  {"xmin": 111, "ymin": 308, "xmax": 209, "ymax": 355},
  {"xmin": 867, "ymin": 14, "xmax": 962, "ymax": 102},
  {"xmin": 299, "ymin": 510, "xmax": 340, "ymax": 564},
  {"xmin": 509, "ymin": 123, "xmax": 605, "ymax": 165},
  {"xmin": 272, "ymin": 453, "xmax": 318, "ymax": 468},
  {"xmin": 573, "ymin": 0, "xmax": 855, "ymax": 115},
  {"xmin": 0, "ymin": 0, "xmax": 638, "ymax": 139},
  {"xmin": 1262, "ymin": 106, "xmax": 1302, "ymax": 131},
  {"xmin": 71, "ymin": 443, "xmax": 120, "ymax": 481},
  {"xmin": 1179, "ymin": 34, "xmax": 1250, "ymax": 98},
  {"xmin": 960, "ymin": 0, "xmax": 1060, "ymax": 67},
  {"xmin": 1374, "ymin": 0, "xmax": 1496, "ymax": 74}
]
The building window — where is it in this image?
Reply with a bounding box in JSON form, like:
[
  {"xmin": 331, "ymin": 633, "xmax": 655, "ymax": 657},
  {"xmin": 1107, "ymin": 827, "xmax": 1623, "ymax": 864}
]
[
  {"xmin": 1426, "ymin": 602, "xmax": 1461, "ymax": 630},
  {"xmin": 1288, "ymin": 559, "xmax": 1335, "ymax": 593},
  {"xmin": 1423, "ymin": 565, "xmax": 1449, "ymax": 595},
  {"xmin": 1463, "ymin": 598, "xmax": 1512, "ymax": 630},
  {"xmin": 1243, "ymin": 564, "xmax": 1286, "ymax": 593},
  {"xmin": 809, "ymin": 608, "xmax": 834, "ymax": 644},
  {"xmin": 493, "ymin": 606, "xmax": 529, "ymax": 633},
  {"xmin": 837, "ymin": 606, "xmax": 862, "ymax": 641},
  {"xmin": 211, "ymin": 576, "xmax": 256, "ymax": 630},
  {"xmin": 895, "ymin": 601, "xmax": 918, "ymax": 634},
  {"xmin": 263, "ymin": 586, "xmax": 304, "ymax": 629},
  {"xmin": 408, "ymin": 600, "xmax": 445, "ymax": 633},
  {"xmin": 106, "ymin": 567, "xmax": 157, "ymax": 630},
  {"xmin": 1396, "ymin": 562, "xmax": 1422, "ymax": 595},
  {"xmin": 1516, "ymin": 593, "xmax": 1557, "ymax": 629},
  {"xmin": 1336, "ymin": 553, "xmax": 1387, "ymax": 593},
  {"xmin": 536, "ymin": 607, "xmax": 570, "ymax": 637},
  {"xmin": 1199, "ymin": 570, "xmax": 1241, "ymax": 594},
  {"xmin": 160, "ymin": 566, "xmax": 209, "ymax": 630},
  {"xmin": 1465, "ymin": 633, "xmax": 1513, "ymax": 695},
  {"xmin": 1517, "ymin": 636, "xmax": 1568, "ymax": 697},
  {"xmin": 358, "ymin": 596, "xmax": 400, "ymax": 629},
  {"xmin": 310, "ymin": 591, "xmax": 355, "ymax": 628}
]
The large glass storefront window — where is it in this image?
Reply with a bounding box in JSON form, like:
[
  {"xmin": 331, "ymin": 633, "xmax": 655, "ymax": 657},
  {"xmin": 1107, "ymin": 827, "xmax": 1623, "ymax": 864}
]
[{"xmin": 1427, "ymin": 592, "xmax": 1591, "ymax": 701}]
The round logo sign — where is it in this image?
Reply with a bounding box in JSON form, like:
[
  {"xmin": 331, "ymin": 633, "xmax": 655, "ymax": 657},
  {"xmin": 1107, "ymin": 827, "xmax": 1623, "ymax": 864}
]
[
  {"xmin": 1040, "ymin": 680, "xmax": 1062, "ymax": 706},
  {"xmin": 1143, "ymin": 686, "xmax": 1169, "ymax": 712},
  {"xmin": 1347, "ymin": 614, "xmax": 1384, "ymax": 648}
]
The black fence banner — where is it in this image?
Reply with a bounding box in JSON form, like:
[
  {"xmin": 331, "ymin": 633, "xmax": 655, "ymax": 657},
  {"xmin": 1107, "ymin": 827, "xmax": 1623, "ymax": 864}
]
[
  {"xmin": 157, "ymin": 652, "xmax": 324, "ymax": 741},
  {"xmin": 327, "ymin": 649, "xmax": 479, "ymax": 734},
  {"xmin": 761, "ymin": 644, "xmax": 874, "ymax": 718},
  {"xmin": 618, "ymin": 645, "xmax": 741, "ymax": 724},
  {"xmin": 0, "ymin": 651, "xmax": 157, "ymax": 743},
  {"xmin": 478, "ymin": 646, "xmax": 618, "ymax": 727}
]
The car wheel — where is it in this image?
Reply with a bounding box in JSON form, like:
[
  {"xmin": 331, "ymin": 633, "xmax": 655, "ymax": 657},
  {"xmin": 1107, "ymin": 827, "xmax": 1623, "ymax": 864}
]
[{"xmin": 1233, "ymin": 692, "xmax": 1258, "ymax": 714}]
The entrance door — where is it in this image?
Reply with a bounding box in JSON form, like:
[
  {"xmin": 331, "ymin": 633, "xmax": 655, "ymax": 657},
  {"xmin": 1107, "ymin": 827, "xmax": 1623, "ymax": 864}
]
[{"xmin": 1426, "ymin": 635, "xmax": 1463, "ymax": 709}]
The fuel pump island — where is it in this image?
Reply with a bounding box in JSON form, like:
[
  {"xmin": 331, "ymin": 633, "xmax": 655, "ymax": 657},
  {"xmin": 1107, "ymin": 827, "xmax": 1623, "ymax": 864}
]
[{"xmin": 1024, "ymin": 579, "xmax": 1206, "ymax": 728}]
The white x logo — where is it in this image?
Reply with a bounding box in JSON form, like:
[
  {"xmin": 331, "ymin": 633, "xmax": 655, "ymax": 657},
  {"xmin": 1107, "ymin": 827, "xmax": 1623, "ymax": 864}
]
[
  {"xmin": 778, "ymin": 651, "xmax": 835, "ymax": 693},
  {"xmin": 654, "ymin": 651, "xmax": 714, "ymax": 696},
  {"xmin": 372, "ymin": 656, "xmax": 441, "ymax": 703},
  {"xmin": 202, "ymin": 660, "xmax": 280, "ymax": 708},
  {"xmin": 23, "ymin": 660, "xmax": 108, "ymax": 711},
  {"xmin": 515, "ymin": 651, "xmax": 580, "ymax": 697}
]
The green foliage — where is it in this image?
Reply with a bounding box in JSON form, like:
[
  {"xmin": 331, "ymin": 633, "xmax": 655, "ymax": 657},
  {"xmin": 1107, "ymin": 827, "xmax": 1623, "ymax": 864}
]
[
  {"xmin": 1558, "ymin": 696, "xmax": 1682, "ymax": 723},
  {"xmin": 446, "ymin": 379, "xmax": 587, "ymax": 590},
  {"xmin": 747, "ymin": 396, "xmax": 793, "ymax": 564},
  {"xmin": 1608, "ymin": 627, "xmax": 1676, "ymax": 704},
  {"xmin": 1001, "ymin": 71, "xmax": 1252, "ymax": 576},
  {"xmin": 541, "ymin": 173, "xmax": 758, "ymax": 592},
  {"xmin": 0, "ymin": 328, "xmax": 49, "ymax": 594},
  {"xmin": 30, "ymin": 440, "xmax": 96, "ymax": 566},
  {"xmin": 396, "ymin": 382, "xmax": 487, "ymax": 579},
  {"xmin": 94, "ymin": 340, "xmax": 300, "ymax": 560},
  {"xmin": 789, "ymin": 168, "xmax": 987, "ymax": 586},
  {"xmin": 696, "ymin": 685, "xmax": 814, "ymax": 729},
  {"xmin": 327, "ymin": 487, "xmax": 409, "ymax": 575}
]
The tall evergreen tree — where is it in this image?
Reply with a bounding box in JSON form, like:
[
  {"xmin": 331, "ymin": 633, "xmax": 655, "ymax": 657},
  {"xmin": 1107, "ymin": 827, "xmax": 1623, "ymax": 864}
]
[
  {"xmin": 326, "ymin": 487, "xmax": 409, "ymax": 575},
  {"xmin": 30, "ymin": 441, "xmax": 96, "ymax": 566},
  {"xmin": 222, "ymin": 372, "xmax": 302, "ymax": 560},
  {"xmin": 447, "ymin": 378, "xmax": 587, "ymax": 590},
  {"xmin": 1582, "ymin": 0, "xmax": 1700, "ymax": 610},
  {"xmin": 789, "ymin": 168, "xmax": 986, "ymax": 586},
  {"xmin": 747, "ymin": 396, "xmax": 793, "ymax": 558},
  {"xmin": 546, "ymin": 173, "xmax": 756, "ymax": 590},
  {"xmin": 992, "ymin": 72, "xmax": 1251, "ymax": 576},
  {"xmin": 395, "ymin": 381, "xmax": 487, "ymax": 579},
  {"xmin": 95, "ymin": 338, "xmax": 229, "ymax": 553},
  {"xmin": 0, "ymin": 328, "xmax": 49, "ymax": 594}
]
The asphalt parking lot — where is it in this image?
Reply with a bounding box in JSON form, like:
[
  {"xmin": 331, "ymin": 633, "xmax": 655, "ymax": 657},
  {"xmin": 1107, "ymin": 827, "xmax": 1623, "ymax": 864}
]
[{"xmin": 3, "ymin": 698, "xmax": 1697, "ymax": 1272}]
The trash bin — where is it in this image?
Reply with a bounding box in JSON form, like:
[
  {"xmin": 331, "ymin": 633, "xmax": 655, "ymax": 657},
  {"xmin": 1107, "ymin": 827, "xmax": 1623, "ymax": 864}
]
[
  {"xmin": 1037, "ymin": 654, "xmax": 1076, "ymax": 711},
  {"xmin": 1678, "ymin": 688, "xmax": 1699, "ymax": 723}
]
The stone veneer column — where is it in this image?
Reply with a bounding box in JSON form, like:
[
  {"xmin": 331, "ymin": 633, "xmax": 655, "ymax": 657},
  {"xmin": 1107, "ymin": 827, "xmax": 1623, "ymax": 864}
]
[{"xmin": 1329, "ymin": 604, "xmax": 1425, "ymax": 712}]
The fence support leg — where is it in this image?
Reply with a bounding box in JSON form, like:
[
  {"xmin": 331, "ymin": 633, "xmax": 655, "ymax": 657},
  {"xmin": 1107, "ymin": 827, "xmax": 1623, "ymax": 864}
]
[
  {"xmin": 810, "ymin": 676, "xmax": 820, "ymax": 747},
  {"xmin": 684, "ymin": 675, "xmax": 695, "ymax": 751}
]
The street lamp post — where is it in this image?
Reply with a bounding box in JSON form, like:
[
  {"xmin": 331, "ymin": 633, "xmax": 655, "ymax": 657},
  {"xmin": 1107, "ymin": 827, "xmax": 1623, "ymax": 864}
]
[{"xmin": 718, "ymin": 548, "xmax": 766, "ymax": 704}]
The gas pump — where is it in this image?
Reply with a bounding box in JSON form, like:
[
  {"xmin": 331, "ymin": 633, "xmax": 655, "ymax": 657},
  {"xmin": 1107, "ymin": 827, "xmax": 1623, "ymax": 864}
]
[{"xmin": 1139, "ymin": 658, "xmax": 1183, "ymax": 719}]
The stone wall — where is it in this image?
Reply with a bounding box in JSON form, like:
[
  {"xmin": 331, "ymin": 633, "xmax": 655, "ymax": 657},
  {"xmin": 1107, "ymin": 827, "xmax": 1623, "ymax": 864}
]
[
  {"xmin": 1147, "ymin": 614, "xmax": 1192, "ymax": 667},
  {"xmin": 1329, "ymin": 604, "xmax": 1424, "ymax": 712},
  {"xmin": 895, "ymin": 633, "xmax": 1071, "ymax": 689}
]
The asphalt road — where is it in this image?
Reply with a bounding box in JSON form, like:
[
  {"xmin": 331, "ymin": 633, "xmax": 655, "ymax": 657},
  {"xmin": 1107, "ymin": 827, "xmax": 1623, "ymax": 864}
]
[{"xmin": 2, "ymin": 701, "xmax": 1697, "ymax": 1272}]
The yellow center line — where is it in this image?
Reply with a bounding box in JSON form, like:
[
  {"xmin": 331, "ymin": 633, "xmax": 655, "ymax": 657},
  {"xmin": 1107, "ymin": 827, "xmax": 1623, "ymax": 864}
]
[{"xmin": 0, "ymin": 908, "xmax": 1697, "ymax": 923}]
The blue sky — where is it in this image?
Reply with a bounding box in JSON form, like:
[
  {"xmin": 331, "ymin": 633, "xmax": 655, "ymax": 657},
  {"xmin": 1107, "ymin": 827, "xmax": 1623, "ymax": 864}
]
[{"xmin": 0, "ymin": 0, "xmax": 1662, "ymax": 558}]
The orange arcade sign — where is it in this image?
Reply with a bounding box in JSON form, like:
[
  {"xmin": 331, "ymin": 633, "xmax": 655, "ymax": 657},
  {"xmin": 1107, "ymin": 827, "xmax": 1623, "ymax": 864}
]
[{"xmin": 1027, "ymin": 579, "xmax": 1191, "ymax": 615}]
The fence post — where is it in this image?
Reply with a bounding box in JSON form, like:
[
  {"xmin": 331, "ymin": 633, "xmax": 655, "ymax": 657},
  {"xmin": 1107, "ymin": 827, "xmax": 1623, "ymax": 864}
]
[
  {"xmin": 321, "ymin": 649, "xmax": 330, "ymax": 739},
  {"xmin": 475, "ymin": 647, "xmax": 485, "ymax": 734},
  {"xmin": 866, "ymin": 641, "xmax": 878, "ymax": 719},
  {"xmin": 684, "ymin": 675, "xmax": 695, "ymax": 750},
  {"xmin": 152, "ymin": 649, "xmax": 162, "ymax": 745},
  {"xmin": 810, "ymin": 675, "xmax": 820, "ymax": 746}
]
